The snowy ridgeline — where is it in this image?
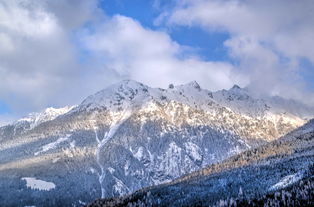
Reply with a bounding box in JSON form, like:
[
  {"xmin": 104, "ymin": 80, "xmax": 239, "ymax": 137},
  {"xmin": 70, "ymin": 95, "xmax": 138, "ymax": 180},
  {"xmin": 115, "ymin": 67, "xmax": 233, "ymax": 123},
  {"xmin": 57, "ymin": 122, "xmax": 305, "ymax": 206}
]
[
  {"xmin": 79, "ymin": 80, "xmax": 314, "ymax": 119},
  {"xmin": 16, "ymin": 106, "xmax": 74, "ymax": 129},
  {"xmin": 21, "ymin": 177, "xmax": 56, "ymax": 191},
  {"xmin": 0, "ymin": 80, "xmax": 313, "ymax": 207},
  {"xmin": 3, "ymin": 80, "xmax": 313, "ymax": 136}
]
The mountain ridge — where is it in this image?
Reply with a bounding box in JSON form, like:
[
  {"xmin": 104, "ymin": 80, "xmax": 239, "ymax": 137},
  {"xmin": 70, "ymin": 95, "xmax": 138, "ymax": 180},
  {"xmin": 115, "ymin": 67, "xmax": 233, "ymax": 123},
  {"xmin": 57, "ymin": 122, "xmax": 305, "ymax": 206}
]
[
  {"xmin": 0, "ymin": 80, "xmax": 313, "ymax": 206},
  {"xmin": 2, "ymin": 79, "xmax": 313, "ymax": 130}
]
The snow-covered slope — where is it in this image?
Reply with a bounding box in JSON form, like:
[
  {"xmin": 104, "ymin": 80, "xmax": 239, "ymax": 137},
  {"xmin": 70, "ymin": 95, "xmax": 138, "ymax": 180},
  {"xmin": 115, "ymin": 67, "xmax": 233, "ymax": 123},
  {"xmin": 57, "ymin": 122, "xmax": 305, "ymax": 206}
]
[
  {"xmin": 75, "ymin": 80, "xmax": 307, "ymax": 143},
  {"xmin": 213, "ymin": 84, "xmax": 313, "ymax": 119},
  {"xmin": 213, "ymin": 85, "xmax": 268, "ymax": 117},
  {"xmin": 16, "ymin": 106, "xmax": 75, "ymax": 129},
  {"xmin": 0, "ymin": 80, "xmax": 313, "ymax": 207},
  {"xmin": 87, "ymin": 118, "xmax": 314, "ymax": 207},
  {"xmin": 0, "ymin": 106, "xmax": 74, "ymax": 141}
]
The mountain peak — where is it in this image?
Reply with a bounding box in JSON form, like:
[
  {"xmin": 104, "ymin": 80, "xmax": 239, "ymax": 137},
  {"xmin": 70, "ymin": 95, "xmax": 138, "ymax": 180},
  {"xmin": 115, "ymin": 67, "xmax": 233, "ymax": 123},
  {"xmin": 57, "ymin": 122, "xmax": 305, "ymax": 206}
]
[
  {"xmin": 15, "ymin": 106, "xmax": 74, "ymax": 129},
  {"xmin": 110, "ymin": 79, "xmax": 147, "ymax": 90},
  {"xmin": 79, "ymin": 80, "xmax": 150, "ymax": 111},
  {"xmin": 179, "ymin": 81, "xmax": 201, "ymax": 91},
  {"xmin": 90, "ymin": 79, "xmax": 148, "ymax": 96},
  {"xmin": 231, "ymin": 84, "xmax": 241, "ymax": 90},
  {"xmin": 228, "ymin": 84, "xmax": 250, "ymax": 95}
]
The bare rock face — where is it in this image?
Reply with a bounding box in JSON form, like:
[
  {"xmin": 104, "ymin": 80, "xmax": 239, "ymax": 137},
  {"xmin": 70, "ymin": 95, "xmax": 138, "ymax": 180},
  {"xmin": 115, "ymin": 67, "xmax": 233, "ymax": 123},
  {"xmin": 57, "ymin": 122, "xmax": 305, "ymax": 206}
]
[{"xmin": 0, "ymin": 80, "xmax": 312, "ymax": 206}]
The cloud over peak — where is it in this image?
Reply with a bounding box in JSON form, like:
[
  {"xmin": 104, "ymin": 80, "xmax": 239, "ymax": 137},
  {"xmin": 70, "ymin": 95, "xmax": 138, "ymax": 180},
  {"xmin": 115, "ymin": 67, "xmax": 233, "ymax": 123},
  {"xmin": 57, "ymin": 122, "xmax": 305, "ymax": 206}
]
[
  {"xmin": 81, "ymin": 14, "xmax": 242, "ymax": 90},
  {"xmin": 0, "ymin": 0, "xmax": 313, "ymax": 122},
  {"xmin": 161, "ymin": 0, "xmax": 314, "ymax": 104}
]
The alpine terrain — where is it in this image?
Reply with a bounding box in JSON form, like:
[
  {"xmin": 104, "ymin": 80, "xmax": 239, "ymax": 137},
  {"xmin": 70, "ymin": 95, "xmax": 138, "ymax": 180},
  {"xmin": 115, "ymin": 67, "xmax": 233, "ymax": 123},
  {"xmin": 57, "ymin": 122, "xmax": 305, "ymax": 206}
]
[
  {"xmin": 0, "ymin": 80, "xmax": 313, "ymax": 207},
  {"xmin": 87, "ymin": 119, "xmax": 314, "ymax": 207}
]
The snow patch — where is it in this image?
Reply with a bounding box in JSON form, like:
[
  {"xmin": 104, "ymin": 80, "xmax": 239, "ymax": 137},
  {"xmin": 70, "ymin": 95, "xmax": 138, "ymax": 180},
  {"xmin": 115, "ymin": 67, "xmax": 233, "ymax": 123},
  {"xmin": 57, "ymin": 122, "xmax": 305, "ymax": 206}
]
[
  {"xmin": 90, "ymin": 168, "xmax": 97, "ymax": 174},
  {"xmin": 52, "ymin": 157, "xmax": 60, "ymax": 163},
  {"xmin": 269, "ymin": 172, "xmax": 303, "ymax": 190},
  {"xmin": 108, "ymin": 167, "xmax": 115, "ymax": 174},
  {"xmin": 124, "ymin": 160, "xmax": 130, "ymax": 176},
  {"xmin": 34, "ymin": 134, "xmax": 71, "ymax": 155},
  {"xmin": 22, "ymin": 177, "xmax": 56, "ymax": 191},
  {"xmin": 184, "ymin": 142, "xmax": 202, "ymax": 162},
  {"xmin": 134, "ymin": 146, "xmax": 145, "ymax": 161},
  {"xmin": 113, "ymin": 177, "xmax": 129, "ymax": 195},
  {"xmin": 70, "ymin": 140, "xmax": 76, "ymax": 148},
  {"xmin": 79, "ymin": 200, "xmax": 86, "ymax": 205}
]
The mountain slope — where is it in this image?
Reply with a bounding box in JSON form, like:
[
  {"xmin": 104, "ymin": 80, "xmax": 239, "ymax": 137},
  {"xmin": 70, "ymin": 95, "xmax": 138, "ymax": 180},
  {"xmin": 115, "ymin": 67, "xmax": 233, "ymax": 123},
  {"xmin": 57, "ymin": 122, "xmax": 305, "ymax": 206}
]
[
  {"xmin": 0, "ymin": 80, "xmax": 312, "ymax": 207},
  {"xmin": 86, "ymin": 119, "xmax": 314, "ymax": 207},
  {"xmin": 213, "ymin": 85, "xmax": 314, "ymax": 119},
  {"xmin": 0, "ymin": 106, "xmax": 74, "ymax": 141}
]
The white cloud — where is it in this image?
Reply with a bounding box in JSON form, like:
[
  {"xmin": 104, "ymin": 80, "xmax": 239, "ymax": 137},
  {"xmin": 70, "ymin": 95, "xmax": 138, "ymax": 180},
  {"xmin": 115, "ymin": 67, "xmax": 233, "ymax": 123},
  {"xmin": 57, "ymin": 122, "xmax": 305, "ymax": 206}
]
[
  {"xmin": 1, "ymin": 0, "xmax": 313, "ymax": 124},
  {"xmin": 81, "ymin": 15, "xmax": 244, "ymax": 90},
  {"xmin": 162, "ymin": 0, "xmax": 314, "ymax": 104},
  {"xmin": 0, "ymin": 0, "xmax": 244, "ymax": 121},
  {"xmin": 0, "ymin": 0, "xmax": 101, "ymax": 116}
]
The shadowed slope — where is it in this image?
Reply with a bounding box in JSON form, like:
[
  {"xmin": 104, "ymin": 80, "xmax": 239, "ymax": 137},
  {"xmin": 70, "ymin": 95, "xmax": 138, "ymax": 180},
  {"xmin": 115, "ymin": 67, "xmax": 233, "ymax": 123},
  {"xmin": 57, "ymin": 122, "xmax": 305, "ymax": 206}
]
[{"xmin": 86, "ymin": 120, "xmax": 314, "ymax": 207}]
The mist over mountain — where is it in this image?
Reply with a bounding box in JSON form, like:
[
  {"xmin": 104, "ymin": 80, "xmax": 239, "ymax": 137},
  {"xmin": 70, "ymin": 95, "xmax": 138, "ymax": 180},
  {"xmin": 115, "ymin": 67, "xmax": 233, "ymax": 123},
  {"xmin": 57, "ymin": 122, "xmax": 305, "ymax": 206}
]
[{"xmin": 0, "ymin": 80, "xmax": 313, "ymax": 207}]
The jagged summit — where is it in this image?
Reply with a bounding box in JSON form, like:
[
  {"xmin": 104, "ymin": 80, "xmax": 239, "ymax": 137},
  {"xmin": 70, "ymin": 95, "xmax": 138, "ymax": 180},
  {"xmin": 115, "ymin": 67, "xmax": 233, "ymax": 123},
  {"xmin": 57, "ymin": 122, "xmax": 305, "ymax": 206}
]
[
  {"xmin": 15, "ymin": 106, "xmax": 74, "ymax": 129},
  {"xmin": 71, "ymin": 79, "xmax": 314, "ymax": 119},
  {"xmin": 231, "ymin": 84, "xmax": 241, "ymax": 90},
  {"xmin": 3, "ymin": 80, "xmax": 313, "ymax": 129},
  {"xmin": 114, "ymin": 79, "xmax": 147, "ymax": 89},
  {"xmin": 168, "ymin": 81, "xmax": 201, "ymax": 91},
  {"xmin": 182, "ymin": 81, "xmax": 201, "ymax": 90},
  {"xmin": 213, "ymin": 84, "xmax": 267, "ymax": 116},
  {"xmin": 79, "ymin": 80, "xmax": 150, "ymax": 111},
  {"xmin": 95, "ymin": 79, "xmax": 149, "ymax": 94},
  {"xmin": 78, "ymin": 80, "xmax": 207, "ymax": 112},
  {"xmin": 228, "ymin": 84, "xmax": 249, "ymax": 95}
]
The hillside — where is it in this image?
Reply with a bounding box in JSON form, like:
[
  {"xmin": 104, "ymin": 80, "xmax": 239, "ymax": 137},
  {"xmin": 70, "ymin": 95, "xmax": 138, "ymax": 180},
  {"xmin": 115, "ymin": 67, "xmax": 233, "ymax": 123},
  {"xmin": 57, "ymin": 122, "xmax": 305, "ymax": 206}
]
[{"xmin": 86, "ymin": 119, "xmax": 314, "ymax": 207}]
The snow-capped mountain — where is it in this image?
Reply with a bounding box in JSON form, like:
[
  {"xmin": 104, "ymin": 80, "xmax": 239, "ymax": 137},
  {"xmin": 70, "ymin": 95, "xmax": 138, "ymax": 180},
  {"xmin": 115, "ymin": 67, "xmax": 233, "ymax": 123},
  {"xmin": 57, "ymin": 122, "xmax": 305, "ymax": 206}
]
[
  {"xmin": 0, "ymin": 80, "xmax": 313, "ymax": 206},
  {"xmin": 213, "ymin": 84, "xmax": 313, "ymax": 119},
  {"xmin": 17, "ymin": 106, "xmax": 75, "ymax": 128},
  {"xmin": 0, "ymin": 106, "xmax": 74, "ymax": 141}
]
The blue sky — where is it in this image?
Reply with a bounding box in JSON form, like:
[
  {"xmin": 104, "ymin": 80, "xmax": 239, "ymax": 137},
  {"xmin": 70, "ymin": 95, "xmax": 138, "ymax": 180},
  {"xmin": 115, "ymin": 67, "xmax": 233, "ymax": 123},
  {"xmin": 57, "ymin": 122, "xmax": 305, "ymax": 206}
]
[
  {"xmin": 0, "ymin": 0, "xmax": 314, "ymax": 124},
  {"xmin": 0, "ymin": 101, "xmax": 10, "ymax": 114},
  {"xmin": 100, "ymin": 0, "xmax": 231, "ymax": 61},
  {"xmin": 101, "ymin": 0, "xmax": 158, "ymax": 28}
]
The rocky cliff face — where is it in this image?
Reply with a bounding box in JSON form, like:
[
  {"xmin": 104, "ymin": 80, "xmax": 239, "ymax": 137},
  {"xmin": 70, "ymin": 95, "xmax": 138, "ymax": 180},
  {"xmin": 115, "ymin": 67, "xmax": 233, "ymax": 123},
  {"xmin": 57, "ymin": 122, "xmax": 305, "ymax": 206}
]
[
  {"xmin": 0, "ymin": 80, "xmax": 311, "ymax": 206},
  {"xmin": 86, "ymin": 119, "xmax": 314, "ymax": 207}
]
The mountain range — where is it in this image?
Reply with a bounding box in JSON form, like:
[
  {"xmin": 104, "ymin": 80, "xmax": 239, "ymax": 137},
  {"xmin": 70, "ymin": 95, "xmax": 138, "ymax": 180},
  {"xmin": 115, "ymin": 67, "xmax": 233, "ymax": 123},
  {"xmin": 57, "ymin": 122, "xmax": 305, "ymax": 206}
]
[{"xmin": 0, "ymin": 80, "xmax": 313, "ymax": 207}]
